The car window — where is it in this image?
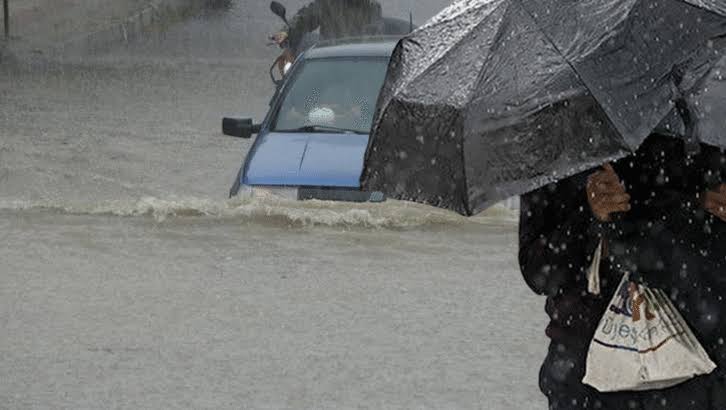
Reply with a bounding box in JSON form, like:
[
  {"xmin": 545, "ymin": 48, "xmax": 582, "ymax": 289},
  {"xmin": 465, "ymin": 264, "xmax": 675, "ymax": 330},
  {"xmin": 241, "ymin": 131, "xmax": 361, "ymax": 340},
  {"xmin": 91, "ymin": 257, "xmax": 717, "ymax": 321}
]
[{"xmin": 272, "ymin": 57, "xmax": 389, "ymax": 134}]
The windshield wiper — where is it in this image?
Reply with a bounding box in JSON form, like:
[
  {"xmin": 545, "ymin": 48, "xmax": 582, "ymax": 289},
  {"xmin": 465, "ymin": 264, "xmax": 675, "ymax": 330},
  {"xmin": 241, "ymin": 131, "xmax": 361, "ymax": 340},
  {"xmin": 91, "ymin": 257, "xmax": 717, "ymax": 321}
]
[{"xmin": 278, "ymin": 125, "xmax": 368, "ymax": 135}]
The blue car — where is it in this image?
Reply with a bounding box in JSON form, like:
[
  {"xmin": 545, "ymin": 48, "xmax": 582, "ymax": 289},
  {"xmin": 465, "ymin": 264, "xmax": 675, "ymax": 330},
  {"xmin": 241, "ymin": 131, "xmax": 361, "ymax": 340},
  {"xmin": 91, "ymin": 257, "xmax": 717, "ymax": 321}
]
[{"xmin": 223, "ymin": 38, "xmax": 398, "ymax": 202}]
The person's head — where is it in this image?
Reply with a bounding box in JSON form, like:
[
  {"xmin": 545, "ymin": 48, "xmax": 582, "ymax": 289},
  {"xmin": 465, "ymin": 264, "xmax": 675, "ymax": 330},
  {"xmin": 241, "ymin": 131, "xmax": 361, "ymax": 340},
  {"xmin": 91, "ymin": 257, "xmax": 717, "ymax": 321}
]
[{"xmin": 270, "ymin": 31, "xmax": 288, "ymax": 46}]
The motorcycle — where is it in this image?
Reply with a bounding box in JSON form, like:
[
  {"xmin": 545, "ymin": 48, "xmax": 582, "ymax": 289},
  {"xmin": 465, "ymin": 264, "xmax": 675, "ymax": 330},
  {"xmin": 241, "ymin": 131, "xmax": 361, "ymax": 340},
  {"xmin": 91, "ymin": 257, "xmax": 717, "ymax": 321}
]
[
  {"xmin": 267, "ymin": 1, "xmax": 298, "ymax": 85},
  {"xmin": 267, "ymin": 1, "xmax": 415, "ymax": 85}
]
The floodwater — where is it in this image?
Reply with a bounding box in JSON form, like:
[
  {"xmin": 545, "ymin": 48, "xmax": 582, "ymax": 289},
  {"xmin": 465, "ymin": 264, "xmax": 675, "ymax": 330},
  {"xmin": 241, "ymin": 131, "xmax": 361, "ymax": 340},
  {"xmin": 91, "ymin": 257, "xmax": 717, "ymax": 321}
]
[{"xmin": 0, "ymin": 1, "xmax": 548, "ymax": 409}]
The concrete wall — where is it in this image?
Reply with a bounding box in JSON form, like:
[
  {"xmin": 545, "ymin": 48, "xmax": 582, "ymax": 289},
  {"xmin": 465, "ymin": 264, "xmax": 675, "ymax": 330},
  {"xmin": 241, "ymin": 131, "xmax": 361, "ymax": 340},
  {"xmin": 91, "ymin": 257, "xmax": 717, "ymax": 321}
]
[{"xmin": 51, "ymin": 0, "xmax": 204, "ymax": 58}]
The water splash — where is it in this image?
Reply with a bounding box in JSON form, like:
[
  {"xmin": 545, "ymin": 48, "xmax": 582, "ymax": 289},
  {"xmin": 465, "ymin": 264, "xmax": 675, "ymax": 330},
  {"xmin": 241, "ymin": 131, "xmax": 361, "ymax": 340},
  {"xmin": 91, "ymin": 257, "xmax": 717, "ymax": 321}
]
[{"xmin": 0, "ymin": 195, "xmax": 518, "ymax": 228}]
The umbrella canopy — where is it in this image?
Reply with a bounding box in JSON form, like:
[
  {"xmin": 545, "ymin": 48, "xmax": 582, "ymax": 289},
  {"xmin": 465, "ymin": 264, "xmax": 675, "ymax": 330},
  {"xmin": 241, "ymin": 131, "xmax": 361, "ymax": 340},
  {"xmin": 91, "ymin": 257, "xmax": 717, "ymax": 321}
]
[{"xmin": 360, "ymin": 0, "xmax": 726, "ymax": 216}]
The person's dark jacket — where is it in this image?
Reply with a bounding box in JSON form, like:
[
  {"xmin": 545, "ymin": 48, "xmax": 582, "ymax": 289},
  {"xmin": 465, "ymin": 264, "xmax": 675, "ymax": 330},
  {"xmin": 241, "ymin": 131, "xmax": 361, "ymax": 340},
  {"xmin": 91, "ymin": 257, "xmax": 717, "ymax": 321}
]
[
  {"xmin": 287, "ymin": 0, "xmax": 382, "ymax": 49},
  {"xmin": 519, "ymin": 134, "xmax": 726, "ymax": 398}
]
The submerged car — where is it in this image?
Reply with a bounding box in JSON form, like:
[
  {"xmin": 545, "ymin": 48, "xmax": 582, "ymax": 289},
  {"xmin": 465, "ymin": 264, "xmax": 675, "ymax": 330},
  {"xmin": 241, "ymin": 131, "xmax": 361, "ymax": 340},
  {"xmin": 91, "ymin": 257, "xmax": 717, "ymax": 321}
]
[{"xmin": 222, "ymin": 37, "xmax": 399, "ymax": 202}]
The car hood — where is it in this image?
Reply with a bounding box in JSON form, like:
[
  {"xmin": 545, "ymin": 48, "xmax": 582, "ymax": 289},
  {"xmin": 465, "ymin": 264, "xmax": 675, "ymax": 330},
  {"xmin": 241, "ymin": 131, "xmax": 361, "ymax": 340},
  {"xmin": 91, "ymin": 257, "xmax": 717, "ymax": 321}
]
[{"xmin": 243, "ymin": 132, "xmax": 370, "ymax": 187}]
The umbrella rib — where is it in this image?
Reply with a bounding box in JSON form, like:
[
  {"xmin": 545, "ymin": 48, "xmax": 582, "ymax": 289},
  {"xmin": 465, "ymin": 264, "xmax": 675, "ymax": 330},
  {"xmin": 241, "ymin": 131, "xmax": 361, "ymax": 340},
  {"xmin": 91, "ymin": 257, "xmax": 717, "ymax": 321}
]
[
  {"xmin": 512, "ymin": 0, "xmax": 628, "ymax": 149},
  {"xmin": 456, "ymin": 2, "xmax": 525, "ymax": 215}
]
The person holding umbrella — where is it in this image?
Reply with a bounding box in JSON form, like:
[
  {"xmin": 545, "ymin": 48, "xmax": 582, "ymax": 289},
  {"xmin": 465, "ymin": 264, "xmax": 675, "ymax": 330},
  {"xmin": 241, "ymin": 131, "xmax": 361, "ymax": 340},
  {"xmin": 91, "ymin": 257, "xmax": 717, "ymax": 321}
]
[
  {"xmin": 358, "ymin": 1, "xmax": 726, "ymax": 408},
  {"xmin": 519, "ymin": 134, "xmax": 726, "ymax": 409}
]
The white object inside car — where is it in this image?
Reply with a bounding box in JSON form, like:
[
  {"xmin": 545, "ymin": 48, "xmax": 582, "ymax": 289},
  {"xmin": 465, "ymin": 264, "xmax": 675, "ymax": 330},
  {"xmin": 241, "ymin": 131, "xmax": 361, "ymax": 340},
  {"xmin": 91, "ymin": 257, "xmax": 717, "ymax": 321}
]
[{"xmin": 308, "ymin": 106, "xmax": 336, "ymax": 125}]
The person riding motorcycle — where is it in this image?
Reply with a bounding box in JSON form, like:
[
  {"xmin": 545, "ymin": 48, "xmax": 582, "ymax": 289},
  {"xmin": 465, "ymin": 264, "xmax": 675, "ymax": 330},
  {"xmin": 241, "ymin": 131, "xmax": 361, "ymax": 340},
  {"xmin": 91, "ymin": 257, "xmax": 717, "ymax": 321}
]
[{"xmin": 274, "ymin": 0, "xmax": 383, "ymax": 54}]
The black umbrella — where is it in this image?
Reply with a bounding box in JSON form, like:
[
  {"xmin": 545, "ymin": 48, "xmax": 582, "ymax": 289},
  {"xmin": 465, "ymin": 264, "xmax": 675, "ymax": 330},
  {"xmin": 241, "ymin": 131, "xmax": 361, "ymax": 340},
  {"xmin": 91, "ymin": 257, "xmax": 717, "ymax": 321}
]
[
  {"xmin": 655, "ymin": 49, "xmax": 726, "ymax": 148},
  {"xmin": 360, "ymin": 0, "xmax": 726, "ymax": 216}
]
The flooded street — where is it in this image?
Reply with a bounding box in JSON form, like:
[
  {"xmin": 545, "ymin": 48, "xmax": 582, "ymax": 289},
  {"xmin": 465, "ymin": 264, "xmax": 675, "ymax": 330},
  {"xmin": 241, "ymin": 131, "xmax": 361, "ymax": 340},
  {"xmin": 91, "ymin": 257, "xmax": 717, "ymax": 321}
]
[{"xmin": 0, "ymin": 1, "xmax": 548, "ymax": 408}]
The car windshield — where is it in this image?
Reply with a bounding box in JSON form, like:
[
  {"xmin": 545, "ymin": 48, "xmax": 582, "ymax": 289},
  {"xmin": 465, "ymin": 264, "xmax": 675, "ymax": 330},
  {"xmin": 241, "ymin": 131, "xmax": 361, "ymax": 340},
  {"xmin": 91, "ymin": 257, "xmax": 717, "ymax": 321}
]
[{"xmin": 272, "ymin": 57, "xmax": 389, "ymax": 134}]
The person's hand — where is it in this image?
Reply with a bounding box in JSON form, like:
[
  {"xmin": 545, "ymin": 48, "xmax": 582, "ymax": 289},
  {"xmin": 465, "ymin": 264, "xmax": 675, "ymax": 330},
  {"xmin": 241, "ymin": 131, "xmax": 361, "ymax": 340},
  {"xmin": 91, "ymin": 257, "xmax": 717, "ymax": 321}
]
[
  {"xmin": 704, "ymin": 184, "xmax": 726, "ymax": 222},
  {"xmin": 269, "ymin": 31, "xmax": 289, "ymax": 46},
  {"xmin": 586, "ymin": 163, "xmax": 631, "ymax": 222}
]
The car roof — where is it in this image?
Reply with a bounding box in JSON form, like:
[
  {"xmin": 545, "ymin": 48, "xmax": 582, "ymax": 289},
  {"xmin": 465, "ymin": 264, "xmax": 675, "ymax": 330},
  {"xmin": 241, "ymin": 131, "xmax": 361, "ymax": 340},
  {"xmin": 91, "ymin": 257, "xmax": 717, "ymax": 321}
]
[{"xmin": 304, "ymin": 37, "xmax": 399, "ymax": 59}]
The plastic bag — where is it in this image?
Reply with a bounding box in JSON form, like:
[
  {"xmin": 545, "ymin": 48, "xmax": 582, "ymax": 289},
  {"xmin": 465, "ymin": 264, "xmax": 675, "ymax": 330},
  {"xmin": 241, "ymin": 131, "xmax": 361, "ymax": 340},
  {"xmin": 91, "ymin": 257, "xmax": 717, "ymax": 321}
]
[{"xmin": 582, "ymin": 242, "xmax": 717, "ymax": 392}]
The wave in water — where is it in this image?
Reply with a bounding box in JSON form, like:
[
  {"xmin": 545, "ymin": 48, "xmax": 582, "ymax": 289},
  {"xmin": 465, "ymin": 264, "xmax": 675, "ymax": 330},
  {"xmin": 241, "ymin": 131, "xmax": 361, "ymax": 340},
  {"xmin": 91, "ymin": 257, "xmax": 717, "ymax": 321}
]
[{"xmin": 0, "ymin": 194, "xmax": 518, "ymax": 228}]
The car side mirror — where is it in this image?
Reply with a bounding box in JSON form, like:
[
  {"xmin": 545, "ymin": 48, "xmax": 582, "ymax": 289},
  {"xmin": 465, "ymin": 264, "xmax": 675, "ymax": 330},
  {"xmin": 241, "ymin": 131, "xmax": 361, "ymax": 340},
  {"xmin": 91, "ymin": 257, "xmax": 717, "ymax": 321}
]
[{"xmin": 222, "ymin": 118, "xmax": 261, "ymax": 139}]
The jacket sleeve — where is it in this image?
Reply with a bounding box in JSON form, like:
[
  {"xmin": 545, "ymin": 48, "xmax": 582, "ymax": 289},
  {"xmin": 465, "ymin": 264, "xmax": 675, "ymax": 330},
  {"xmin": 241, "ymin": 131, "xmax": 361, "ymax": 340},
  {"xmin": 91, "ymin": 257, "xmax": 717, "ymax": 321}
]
[
  {"xmin": 519, "ymin": 172, "xmax": 602, "ymax": 296},
  {"xmin": 287, "ymin": 1, "xmax": 322, "ymax": 49},
  {"xmin": 631, "ymin": 141, "xmax": 723, "ymax": 289},
  {"xmin": 703, "ymin": 144, "xmax": 726, "ymax": 264}
]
